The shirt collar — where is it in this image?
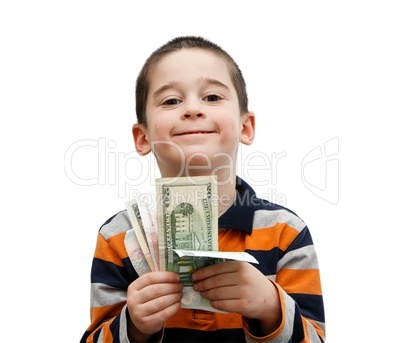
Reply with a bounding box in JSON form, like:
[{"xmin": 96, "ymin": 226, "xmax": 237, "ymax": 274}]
[{"xmin": 218, "ymin": 177, "xmax": 256, "ymax": 235}]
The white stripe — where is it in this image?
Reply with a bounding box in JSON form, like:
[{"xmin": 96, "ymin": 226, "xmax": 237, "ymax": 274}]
[
  {"xmin": 253, "ymin": 209, "xmax": 306, "ymax": 232},
  {"xmin": 316, "ymin": 320, "xmax": 325, "ymax": 334},
  {"xmin": 272, "ymin": 290, "xmax": 295, "ymax": 343},
  {"xmin": 100, "ymin": 211, "xmax": 131, "ymax": 239},
  {"xmin": 119, "ymin": 304, "xmax": 131, "ymax": 343},
  {"xmin": 91, "ymin": 283, "xmax": 127, "ymax": 308},
  {"xmin": 266, "ymin": 274, "xmax": 276, "ymax": 282},
  {"xmin": 277, "ymin": 245, "xmax": 318, "ymax": 271},
  {"xmin": 306, "ymin": 319, "xmax": 320, "ymax": 342},
  {"xmin": 96, "ymin": 329, "xmax": 103, "ymax": 343}
]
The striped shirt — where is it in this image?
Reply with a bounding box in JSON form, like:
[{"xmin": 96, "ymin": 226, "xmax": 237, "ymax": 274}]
[{"xmin": 81, "ymin": 177, "xmax": 325, "ymax": 342}]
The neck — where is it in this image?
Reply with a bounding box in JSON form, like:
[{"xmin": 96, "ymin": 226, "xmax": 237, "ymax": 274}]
[
  {"xmin": 189, "ymin": 168, "xmax": 238, "ymax": 217},
  {"xmin": 158, "ymin": 161, "xmax": 238, "ymax": 216},
  {"xmin": 217, "ymin": 179, "xmax": 237, "ymax": 216}
]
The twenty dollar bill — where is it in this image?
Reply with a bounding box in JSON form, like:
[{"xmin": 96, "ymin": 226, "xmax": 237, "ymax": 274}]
[{"xmin": 156, "ymin": 175, "xmax": 218, "ymax": 271}]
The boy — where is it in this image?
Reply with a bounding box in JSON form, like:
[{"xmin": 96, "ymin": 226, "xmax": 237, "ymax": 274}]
[{"xmin": 81, "ymin": 36, "xmax": 325, "ymax": 342}]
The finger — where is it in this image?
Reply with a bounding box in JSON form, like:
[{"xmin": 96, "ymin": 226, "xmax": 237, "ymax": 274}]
[
  {"xmin": 193, "ymin": 272, "xmax": 238, "ymax": 292},
  {"xmin": 199, "ymin": 285, "xmax": 241, "ymax": 301},
  {"xmin": 138, "ymin": 281, "xmax": 183, "ymax": 304},
  {"xmin": 192, "ymin": 261, "xmax": 240, "ymax": 281},
  {"xmin": 128, "ymin": 285, "xmax": 183, "ymax": 321},
  {"xmin": 131, "ymin": 271, "xmax": 180, "ymax": 291},
  {"xmin": 209, "ymin": 298, "xmax": 248, "ymax": 314},
  {"xmin": 141, "ymin": 291, "xmax": 183, "ymax": 316},
  {"xmin": 131, "ymin": 297, "xmax": 182, "ymax": 335}
]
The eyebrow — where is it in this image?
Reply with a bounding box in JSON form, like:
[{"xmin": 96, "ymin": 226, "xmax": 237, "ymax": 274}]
[
  {"xmin": 152, "ymin": 81, "xmax": 179, "ymax": 99},
  {"xmin": 203, "ymin": 78, "xmax": 231, "ymax": 92},
  {"xmin": 152, "ymin": 78, "xmax": 230, "ymax": 99}
]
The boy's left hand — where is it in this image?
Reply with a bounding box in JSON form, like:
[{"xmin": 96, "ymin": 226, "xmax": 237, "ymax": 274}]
[{"xmin": 192, "ymin": 261, "xmax": 281, "ymax": 335}]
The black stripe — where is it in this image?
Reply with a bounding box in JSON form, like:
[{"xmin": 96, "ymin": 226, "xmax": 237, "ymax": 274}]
[
  {"xmin": 290, "ymin": 303, "xmax": 305, "ymax": 342},
  {"xmin": 91, "ymin": 258, "xmax": 130, "ymax": 289},
  {"xmin": 109, "ymin": 312, "xmax": 121, "ymax": 340},
  {"xmin": 290, "ymin": 293, "xmax": 325, "ymax": 323},
  {"xmin": 79, "ymin": 331, "xmax": 90, "ymax": 343},
  {"xmin": 163, "ymin": 328, "xmax": 246, "ymax": 342},
  {"xmin": 285, "ymin": 226, "xmax": 313, "ymax": 253},
  {"xmin": 246, "ymin": 248, "xmax": 283, "ymax": 275}
]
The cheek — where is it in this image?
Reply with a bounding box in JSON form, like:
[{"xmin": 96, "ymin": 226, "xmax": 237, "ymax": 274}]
[
  {"xmin": 220, "ymin": 114, "xmax": 242, "ymax": 133},
  {"xmin": 151, "ymin": 122, "xmax": 165, "ymax": 137}
]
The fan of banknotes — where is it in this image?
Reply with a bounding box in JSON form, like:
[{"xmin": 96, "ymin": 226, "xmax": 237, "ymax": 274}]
[{"xmin": 124, "ymin": 175, "xmax": 258, "ymax": 311}]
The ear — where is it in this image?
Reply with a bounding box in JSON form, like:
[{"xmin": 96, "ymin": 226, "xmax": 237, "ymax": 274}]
[
  {"xmin": 132, "ymin": 123, "xmax": 152, "ymax": 155},
  {"xmin": 239, "ymin": 111, "xmax": 255, "ymax": 145}
]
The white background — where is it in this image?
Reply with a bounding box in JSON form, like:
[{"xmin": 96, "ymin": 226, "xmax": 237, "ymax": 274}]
[{"xmin": 1, "ymin": 1, "xmax": 401, "ymax": 342}]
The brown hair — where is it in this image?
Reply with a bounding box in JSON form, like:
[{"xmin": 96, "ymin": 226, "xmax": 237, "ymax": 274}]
[{"xmin": 135, "ymin": 36, "xmax": 248, "ymax": 126}]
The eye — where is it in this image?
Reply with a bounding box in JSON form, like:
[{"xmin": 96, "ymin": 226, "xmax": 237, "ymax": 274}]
[
  {"xmin": 163, "ymin": 98, "xmax": 181, "ymax": 106},
  {"xmin": 204, "ymin": 94, "xmax": 222, "ymax": 102}
]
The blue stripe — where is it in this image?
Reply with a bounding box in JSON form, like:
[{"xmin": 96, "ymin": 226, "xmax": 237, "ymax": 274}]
[
  {"xmin": 290, "ymin": 293, "xmax": 325, "ymax": 323},
  {"xmin": 285, "ymin": 227, "xmax": 313, "ymax": 253},
  {"xmin": 93, "ymin": 328, "xmax": 101, "ymax": 342},
  {"xmin": 246, "ymin": 248, "xmax": 283, "ymax": 275},
  {"xmin": 79, "ymin": 331, "xmax": 90, "ymax": 343},
  {"xmin": 109, "ymin": 312, "xmax": 121, "ymax": 340},
  {"xmin": 91, "ymin": 258, "xmax": 130, "ymax": 289},
  {"xmin": 290, "ymin": 303, "xmax": 305, "ymax": 342},
  {"xmin": 122, "ymin": 256, "xmax": 139, "ymax": 280},
  {"xmin": 164, "ymin": 328, "xmax": 245, "ymax": 342}
]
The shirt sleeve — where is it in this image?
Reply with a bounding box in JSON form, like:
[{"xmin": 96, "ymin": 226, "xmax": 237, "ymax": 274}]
[
  {"xmin": 243, "ymin": 226, "xmax": 325, "ymax": 342},
  {"xmin": 80, "ymin": 229, "xmax": 133, "ymax": 343}
]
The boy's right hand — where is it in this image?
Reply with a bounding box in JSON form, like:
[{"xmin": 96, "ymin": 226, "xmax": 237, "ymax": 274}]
[{"xmin": 126, "ymin": 271, "xmax": 183, "ymax": 340}]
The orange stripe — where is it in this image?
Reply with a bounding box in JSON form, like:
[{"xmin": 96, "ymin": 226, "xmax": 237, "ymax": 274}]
[
  {"xmin": 102, "ymin": 323, "xmax": 114, "ymax": 342},
  {"xmin": 246, "ymin": 224, "xmax": 300, "ymax": 252},
  {"xmin": 261, "ymin": 280, "xmax": 287, "ymax": 341},
  {"xmin": 108, "ymin": 232, "xmax": 129, "ymax": 259},
  {"xmin": 308, "ymin": 318, "xmax": 325, "ymax": 341},
  {"xmin": 218, "ymin": 229, "xmax": 246, "ymax": 251},
  {"xmin": 276, "ymin": 269, "xmax": 322, "ymax": 295},
  {"xmin": 90, "ymin": 302, "xmax": 126, "ymax": 329},
  {"xmin": 86, "ymin": 332, "xmax": 95, "ymax": 343},
  {"xmin": 165, "ymin": 308, "xmax": 243, "ymax": 331},
  {"xmin": 301, "ymin": 318, "xmax": 325, "ymax": 342},
  {"xmin": 301, "ymin": 318, "xmax": 310, "ymax": 342},
  {"xmin": 93, "ymin": 233, "xmax": 124, "ymax": 267}
]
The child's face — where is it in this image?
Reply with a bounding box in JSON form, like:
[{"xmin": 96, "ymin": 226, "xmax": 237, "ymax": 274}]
[{"xmin": 134, "ymin": 48, "xmax": 254, "ymax": 178}]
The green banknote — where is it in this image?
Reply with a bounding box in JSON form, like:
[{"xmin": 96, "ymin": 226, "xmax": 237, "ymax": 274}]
[{"xmin": 156, "ymin": 175, "xmax": 218, "ymax": 272}]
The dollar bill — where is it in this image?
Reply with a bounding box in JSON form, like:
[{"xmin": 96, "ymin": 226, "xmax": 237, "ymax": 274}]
[
  {"xmin": 156, "ymin": 175, "xmax": 221, "ymax": 311},
  {"xmin": 125, "ymin": 199, "xmax": 155, "ymax": 271},
  {"xmin": 156, "ymin": 175, "xmax": 218, "ymax": 272}
]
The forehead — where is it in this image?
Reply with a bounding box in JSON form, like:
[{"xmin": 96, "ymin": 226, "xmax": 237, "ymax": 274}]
[{"xmin": 148, "ymin": 48, "xmax": 233, "ymax": 88}]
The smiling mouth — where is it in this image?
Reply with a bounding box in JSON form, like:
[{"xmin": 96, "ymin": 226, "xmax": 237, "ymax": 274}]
[{"xmin": 175, "ymin": 131, "xmax": 214, "ymax": 136}]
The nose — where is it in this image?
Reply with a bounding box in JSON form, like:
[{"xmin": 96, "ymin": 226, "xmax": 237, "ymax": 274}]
[
  {"xmin": 183, "ymin": 112, "xmax": 204, "ymax": 119},
  {"xmin": 181, "ymin": 98, "xmax": 206, "ymax": 119}
]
